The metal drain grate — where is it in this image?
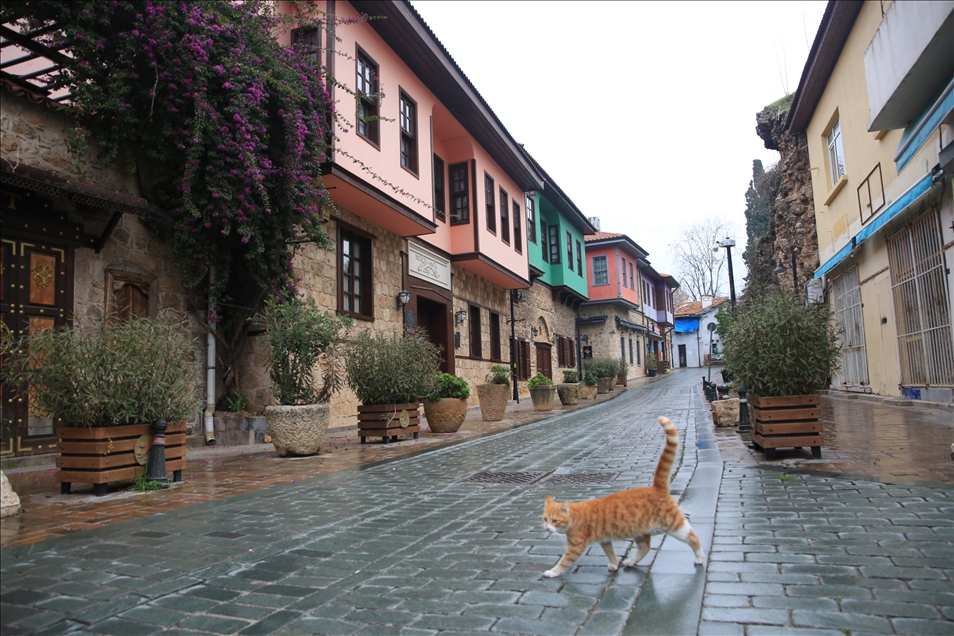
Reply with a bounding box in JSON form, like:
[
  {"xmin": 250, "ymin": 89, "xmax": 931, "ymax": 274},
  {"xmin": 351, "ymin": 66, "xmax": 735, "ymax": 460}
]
[
  {"xmin": 540, "ymin": 472, "xmax": 620, "ymax": 486},
  {"xmin": 463, "ymin": 471, "xmax": 550, "ymax": 485}
]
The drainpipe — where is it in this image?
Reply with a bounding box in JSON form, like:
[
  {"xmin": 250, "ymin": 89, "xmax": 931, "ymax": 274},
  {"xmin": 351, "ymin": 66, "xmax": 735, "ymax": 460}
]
[{"xmin": 203, "ymin": 269, "xmax": 216, "ymax": 445}]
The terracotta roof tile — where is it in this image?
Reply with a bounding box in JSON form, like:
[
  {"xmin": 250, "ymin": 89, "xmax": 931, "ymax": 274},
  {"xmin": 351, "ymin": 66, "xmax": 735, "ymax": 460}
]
[
  {"xmin": 674, "ymin": 297, "xmax": 729, "ymax": 316},
  {"xmin": 584, "ymin": 231, "xmax": 625, "ymax": 242}
]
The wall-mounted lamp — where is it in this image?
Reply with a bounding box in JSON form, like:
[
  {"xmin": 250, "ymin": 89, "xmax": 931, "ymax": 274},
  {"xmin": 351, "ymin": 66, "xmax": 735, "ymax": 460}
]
[
  {"xmin": 454, "ymin": 308, "xmax": 468, "ymax": 326},
  {"xmin": 396, "ymin": 290, "xmax": 411, "ymax": 310},
  {"xmin": 512, "ymin": 290, "xmax": 528, "ymax": 303},
  {"xmin": 580, "ymin": 334, "xmax": 589, "ymax": 344},
  {"xmin": 531, "ymin": 327, "xmax": 538, "ymax": 337}
]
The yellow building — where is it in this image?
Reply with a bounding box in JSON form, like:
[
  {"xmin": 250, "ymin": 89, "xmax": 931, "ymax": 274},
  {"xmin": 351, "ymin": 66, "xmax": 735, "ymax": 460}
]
[{"xmin": 787, "ymin": 1, "xmax": 953, "ymax": 401}]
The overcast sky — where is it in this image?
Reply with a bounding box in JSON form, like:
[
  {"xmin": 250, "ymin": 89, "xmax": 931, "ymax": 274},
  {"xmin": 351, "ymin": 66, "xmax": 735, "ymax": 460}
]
[{"xmin": 410, "ymin": 0, "xmax": 828, "ymax": 285}]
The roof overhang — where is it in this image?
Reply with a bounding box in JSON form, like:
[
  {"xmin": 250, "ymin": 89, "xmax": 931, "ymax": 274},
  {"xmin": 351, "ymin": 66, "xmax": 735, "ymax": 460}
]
[
  {"xmin": 580, "ymin": 297, "xmax": 643, "ymax": 314},
  {"xmin": 451, "ymin": 252, "xmax": 529, "ymax": 290},
  {"xmin": 550, "ymin": 284, "xmax": 586, "ymax": 309},
  {"xmin": 786, "ymin": 1, "xmax": 864, "ymax": 133},
  {"xmin": 585, "ymin": 235, "xmax": 649, "ymax": 259},
  {"xmin": 321, "ymin": 162, "xmax": 436, "ymax": 238}
]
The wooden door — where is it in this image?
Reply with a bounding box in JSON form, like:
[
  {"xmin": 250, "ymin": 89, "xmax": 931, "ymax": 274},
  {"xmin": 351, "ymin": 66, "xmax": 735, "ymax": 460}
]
[
  {"xmin": 1, "ymin": 236, "xmax": 72, "ymax": 457},
  {"xmin": 535, "ymin": 342, "xmax": 552, "ymax": 380}
]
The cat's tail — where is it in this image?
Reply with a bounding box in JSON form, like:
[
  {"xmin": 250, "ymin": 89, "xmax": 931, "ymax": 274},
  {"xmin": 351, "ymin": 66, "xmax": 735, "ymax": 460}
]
[{"xmin": 653, "ymin": 417, "xmax": 679, "ymax": 489}]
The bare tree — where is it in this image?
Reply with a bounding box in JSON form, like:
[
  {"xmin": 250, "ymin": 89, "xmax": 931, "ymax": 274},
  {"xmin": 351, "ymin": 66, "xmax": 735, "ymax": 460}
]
[{"xmin": 669, "ymin": 218, "xmax": 736, "ymax": 301}]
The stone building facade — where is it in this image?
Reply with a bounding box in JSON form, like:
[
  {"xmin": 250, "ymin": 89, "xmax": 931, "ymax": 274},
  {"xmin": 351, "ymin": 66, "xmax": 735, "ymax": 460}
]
[{"xmin": 1, "ymin": 85, "xmax": 207, "ymax": 453}]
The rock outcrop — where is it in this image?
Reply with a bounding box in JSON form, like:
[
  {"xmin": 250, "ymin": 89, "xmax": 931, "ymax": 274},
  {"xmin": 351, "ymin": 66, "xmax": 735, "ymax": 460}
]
[{"xmin": 752, "ymin": 97, "xmax": 819, "ymax": 293}]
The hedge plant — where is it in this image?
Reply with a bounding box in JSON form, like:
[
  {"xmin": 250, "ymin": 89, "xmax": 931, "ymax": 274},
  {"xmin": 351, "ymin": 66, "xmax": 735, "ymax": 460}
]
[
  {"xmin": 258, "ymin": 296, "xmax": 352, "ymax": 405},
  {"xmin": 428, "ymin": 373, "xmax": 470, "ymax": 401},
  {"xmin": 344, "ymin": 331, "xmax": 440, "ymax": 406},
  {"xmin": 4, "ymin": 315, "xmax": 199, "ymax": 427},
  {"xmin": 721, "ymin": 290, "xmax": 841, "ymax": 397}
]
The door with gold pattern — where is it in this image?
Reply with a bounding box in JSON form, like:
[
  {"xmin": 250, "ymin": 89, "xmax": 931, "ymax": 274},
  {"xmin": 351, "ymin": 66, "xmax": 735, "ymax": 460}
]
[{"xmin": 1, "ymin": 236, "xmax": 72, "ymax": 457}]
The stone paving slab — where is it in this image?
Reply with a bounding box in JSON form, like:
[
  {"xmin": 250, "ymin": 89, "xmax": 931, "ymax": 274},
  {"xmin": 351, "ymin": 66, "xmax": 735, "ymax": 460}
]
[{"xmin": 2, "ymin": 370, "xmax": 953, "ymax": 635}]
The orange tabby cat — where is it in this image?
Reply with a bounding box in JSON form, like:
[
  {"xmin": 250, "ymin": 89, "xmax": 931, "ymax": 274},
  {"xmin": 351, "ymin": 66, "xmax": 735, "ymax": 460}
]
[{"xmin": 542, "ymin": 416, "xmax": 704, "ymax": 578}]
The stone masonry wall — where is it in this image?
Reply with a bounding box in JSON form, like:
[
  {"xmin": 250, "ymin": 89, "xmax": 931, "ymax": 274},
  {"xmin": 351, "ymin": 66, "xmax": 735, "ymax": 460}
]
[
  {"xmin": 452, "ymin": 267, "xmax": 510, "ymax": 407},
  {"xmin": 2, "ymin": 92, "xmax": 207, "ymax": 432},
  {"xmin": 755, "ymin": 101, "xmax": 820, "ymax": 292}
]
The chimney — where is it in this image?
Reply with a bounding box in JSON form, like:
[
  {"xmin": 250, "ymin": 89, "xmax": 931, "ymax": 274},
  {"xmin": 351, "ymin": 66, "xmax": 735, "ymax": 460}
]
[
  {"xmin": 588, "ymin": 216, "xmax": 601, "ymax": 232},
  {"xmin": 701, "ymin": 295, "xmax": 713, "ymax": 309}
]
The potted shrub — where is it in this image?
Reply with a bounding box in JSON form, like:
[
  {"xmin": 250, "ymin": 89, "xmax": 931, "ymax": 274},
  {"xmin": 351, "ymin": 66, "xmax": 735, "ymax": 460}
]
[
  {"xmin": 527, "ymin": 372, "xmax": 556, "ymax": 411},
  {"xmin": 588, "ymin": 357, "xmax": 616, "ymax": 393},
  {"xmin": 646, "ymin": 355, "xmax": 657, "ymax": 377},
  {"xmin": 579, "ymin": 371, "xmax": 598, "ymax": 400},
  {"xmin": 557, "ymin": 369, "xmax": 580, "ymax": 406},
  {"xmin": 4, "ymin": 315, "xmax": 199, "ymax": 496},
  {"xmin": 477, "ymin": 364, "xmax": 511, "ymax": 421},
  {"xmin": 259, "ymin": 297, "xmax": 351, "ymax": 457},
  {"xmin": 345, "ymin": 330, "xmax": 440, "ymax": 443},
  {"xmin": 722, "ymin": 290, "xmax": 841, "ymax": 460},
  {"xmin": 423, "ymin": 373, "xmax": 471, "ymax": 433},
  {"xmin": 617, "ymin": 357, "xmax": 629, "ymax": 387}
]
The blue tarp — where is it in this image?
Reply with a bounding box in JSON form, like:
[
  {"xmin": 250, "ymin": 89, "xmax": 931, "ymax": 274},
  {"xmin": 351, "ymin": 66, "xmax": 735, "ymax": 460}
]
[{"xmin": 674, "ymin": 317, "xmax": 699, "ymax": 333}]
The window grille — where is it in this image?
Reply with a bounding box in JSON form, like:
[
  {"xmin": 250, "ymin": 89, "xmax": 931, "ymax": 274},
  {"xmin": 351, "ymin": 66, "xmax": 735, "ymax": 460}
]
[
  {"xmin": 832, "ymin": 266, "xmax": 869, "ymax": 387},
  {"xmin": 887, "ymin": 208, "xmax": 953, "ymax": 387}
]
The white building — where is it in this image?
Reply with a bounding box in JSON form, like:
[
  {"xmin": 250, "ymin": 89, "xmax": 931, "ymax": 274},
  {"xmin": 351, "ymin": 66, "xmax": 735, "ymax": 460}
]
[{"xmin": 673, "ymin": 297, "xmax": 730, "ymax": 369}]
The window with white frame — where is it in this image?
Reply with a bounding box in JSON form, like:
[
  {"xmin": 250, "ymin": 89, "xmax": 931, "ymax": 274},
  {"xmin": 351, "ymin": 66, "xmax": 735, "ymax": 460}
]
[
  {"xmin": 827, "ymin": 118, "xmax": 845, "ymax": 185},
  {"xmin": 592, "ymin": 255, "xmax": 608, "ymax": 285}
]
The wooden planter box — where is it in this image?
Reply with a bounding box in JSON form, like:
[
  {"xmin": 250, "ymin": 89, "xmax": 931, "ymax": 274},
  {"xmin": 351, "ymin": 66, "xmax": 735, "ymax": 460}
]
[
  {"xmin": 750, "ymin": 394, "xmax": 822, "ymax": 460},
  {"xmin": 357, "ymin": 403, "xmax": 420, "ymax": 444},
  {"xmin": 57, "ymin": 421, "xmax": 186, "ymax": 496}
]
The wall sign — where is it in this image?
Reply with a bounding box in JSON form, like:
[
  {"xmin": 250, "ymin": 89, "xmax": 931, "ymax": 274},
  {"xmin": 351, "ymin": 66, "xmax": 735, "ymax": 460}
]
[{"xmin": 408, "ymin": 242, "xmax": 451, "ymax": 290}]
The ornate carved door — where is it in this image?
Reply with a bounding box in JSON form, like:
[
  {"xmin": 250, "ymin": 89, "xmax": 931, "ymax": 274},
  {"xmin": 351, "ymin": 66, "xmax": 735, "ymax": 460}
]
[{"xmin": 1, "ymin": 236, "xmax": 72, "ymax": 457}]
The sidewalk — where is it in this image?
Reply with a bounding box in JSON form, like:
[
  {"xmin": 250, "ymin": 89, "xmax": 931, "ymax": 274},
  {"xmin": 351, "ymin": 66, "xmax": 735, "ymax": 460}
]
[{"xmin": 1, "ymin": 374, "xmax": 657, "ymax": 549}]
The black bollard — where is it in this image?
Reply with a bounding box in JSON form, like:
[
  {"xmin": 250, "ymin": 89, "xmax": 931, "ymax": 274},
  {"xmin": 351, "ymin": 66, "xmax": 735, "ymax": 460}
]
[
  {"xmin": 738, "ymin": 389, "xmax": 750, "ymax": 433},
  {"xmin": 145, "ymin": 418, "xmax": 170, "ymax": 487}
]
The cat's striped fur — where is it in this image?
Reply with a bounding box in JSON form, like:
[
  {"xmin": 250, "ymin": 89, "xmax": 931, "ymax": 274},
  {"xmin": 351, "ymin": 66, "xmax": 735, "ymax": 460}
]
[{"xmin": 542, "ymin": 416, "xmax": 705, "ymax": 578}]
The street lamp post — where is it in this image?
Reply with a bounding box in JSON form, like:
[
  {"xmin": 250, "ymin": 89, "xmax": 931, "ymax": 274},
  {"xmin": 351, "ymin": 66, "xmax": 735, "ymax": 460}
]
[
  {"xmin": 774, "ymin": 248, "xmax": 799, "ymax": 296},
  {"xmin": 713, "ymin": 237, "xmax": 737, "ymax": 314}
]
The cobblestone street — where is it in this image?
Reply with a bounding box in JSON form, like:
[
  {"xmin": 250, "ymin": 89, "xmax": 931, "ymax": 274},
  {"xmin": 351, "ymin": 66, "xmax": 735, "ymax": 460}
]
[{"xmin": 2, "ymin": 371, "xmax": 952, "ymax": 635}]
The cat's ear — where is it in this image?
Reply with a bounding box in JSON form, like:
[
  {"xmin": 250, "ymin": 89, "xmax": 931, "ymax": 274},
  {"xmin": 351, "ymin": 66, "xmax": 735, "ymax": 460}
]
[
  {"xmin": 545, "ymin": 495, "xmax": 554, "ymax": 504},
  {"xmin": 560, "ymin": 501, "xmax": 570, "ymax": 514}
]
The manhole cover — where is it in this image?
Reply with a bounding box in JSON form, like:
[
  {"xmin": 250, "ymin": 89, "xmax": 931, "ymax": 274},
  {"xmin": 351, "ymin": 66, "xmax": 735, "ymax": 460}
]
[
  {"xmin": 463, "ymin": 471, "xmax": 550, "ymax": 485},
  {"xmin": 540, "ymin": 472, "xmax": 620, "ymax": 486}
]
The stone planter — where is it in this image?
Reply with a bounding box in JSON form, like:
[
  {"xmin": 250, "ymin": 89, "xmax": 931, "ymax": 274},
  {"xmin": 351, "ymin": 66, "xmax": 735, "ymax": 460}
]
[
  {"xmin": 476, "ymin": 384, "xmax": 510, "ymax": 421},
  {"xmin": 57, "ymin": 421, "xmax": 187, "ymax": 496},
  {"xmin": 423, "ymin": 398, "xmax": 469, "ymax": 433},
  {"xmin": 528, "ymin": 385, "xmax": 556, "ymax": 411},
  {"xmin": 557, "ymin": 383, "xmax": 580, "ymax": 406},
  {"xmin": 750, "ymin": 394, "xmax": 822, "ymax": 460},
  {"xmin": 357, "ymin": 403, "xmax": 420, "ymax": 444},
  {"xmin": 610, "ymin": 376, "xmax": 618, "ymax": 389},
  {"xmin": 579, "ymin": 383, "xmax": 598, "ymax": 400},
  {"xmin": 265, "ymin": 403, "xmax": 330, "ymax": 456},
  {"xmin": 596, "ymin": 377, "xmax": 613, "ymax": 394}
]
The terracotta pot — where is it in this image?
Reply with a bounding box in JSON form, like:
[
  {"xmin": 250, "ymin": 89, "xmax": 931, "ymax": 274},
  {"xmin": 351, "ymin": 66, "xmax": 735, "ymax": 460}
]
[
  {"xmin": 476, "ymin": 384, "xmax": 510, "ymax": 421},
  {"xmin": 557, "ymin": 383, "xmax": 580, "ymax": 406},
  {"xmin": 579, "ymin": 383, "xmax": 598, "ymax": 400},
  {"xmin": 528, "ymin": 385, "xmax": 556, "ymax": 411},
  {"xmin": 266, "ymin": 403, "xmax": 330, "ymax": 457},
  {"xmin": 597, "ymin": 377, "xmax": 613, "ymax": 394},
  {"xmin": 423, "ymin": 397, "xmax": 469, "ymax": 433}
]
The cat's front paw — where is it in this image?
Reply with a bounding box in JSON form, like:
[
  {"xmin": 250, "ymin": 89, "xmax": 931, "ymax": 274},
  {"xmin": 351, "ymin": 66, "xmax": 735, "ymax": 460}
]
[
  {"xmin": 543, "ymin": 568, "xmax": 562, "ymax": 578},
  {"xmin": 607, "ymin": 563, "xmax": 618, "ymax": 572},
  {"xmin": 621, "ymin": 558, "xmax": 637, "ymax": 568}
]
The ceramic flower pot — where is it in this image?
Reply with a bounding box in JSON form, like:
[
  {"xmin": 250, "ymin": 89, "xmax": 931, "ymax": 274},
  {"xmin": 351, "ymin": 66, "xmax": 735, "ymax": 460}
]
[
  {"xmin": 476, "ymin": 384, "xmax": 510, "ymax": 421},
  {"xmin": 265, "ymin": 403, "xmax": 330, "ymax": 456},
  {"xmin": 423, "ymin": 397, "xmax": 469, "ymax": 433},
  {"xmin": 557, "ymin": 383, "xmax": 580, "ymax": 406},
  {"xmin": 528, "ymin": 385, "xmax": 556, "ymax": 411}
]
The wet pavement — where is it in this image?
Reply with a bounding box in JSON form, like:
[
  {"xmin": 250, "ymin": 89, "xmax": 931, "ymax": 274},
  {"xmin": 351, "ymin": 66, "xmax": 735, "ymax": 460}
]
[{"xmin": 1, "ymin": 370, "xmax": 952, "ymax": 635}]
